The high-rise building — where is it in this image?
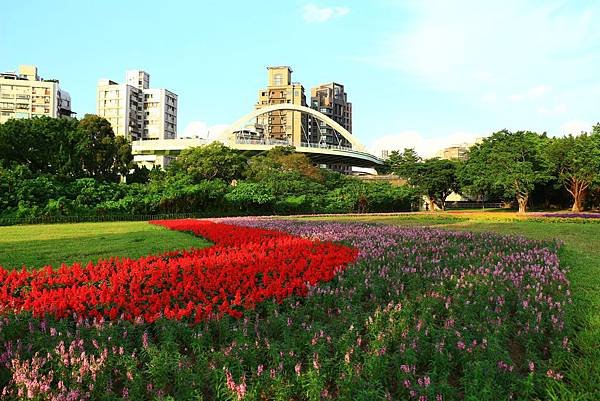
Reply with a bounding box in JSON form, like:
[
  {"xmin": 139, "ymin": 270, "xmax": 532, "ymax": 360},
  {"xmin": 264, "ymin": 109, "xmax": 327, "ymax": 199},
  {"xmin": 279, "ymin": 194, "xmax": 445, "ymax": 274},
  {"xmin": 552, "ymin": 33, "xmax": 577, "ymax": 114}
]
[
  {"xmin": 96, "ymin": 70, "xmax": 177, "ymax": 141},
  {"xmin": 0, "ymin": 65, "xmax": 74, "ymax": 124},
  {"xmin": 254, "ymin": 66, "xmax": 307, "ymax": 145},
  {"xmin": 143, "ymin": 88, "xmax": 177, "ymax": 140},
  {"xmin": 308, "ymin": 82, "xmax": 352, "ymax": 148},
  {"xmin": 96, "ymin": 79, "xmax": 143, "ymax": 140}
]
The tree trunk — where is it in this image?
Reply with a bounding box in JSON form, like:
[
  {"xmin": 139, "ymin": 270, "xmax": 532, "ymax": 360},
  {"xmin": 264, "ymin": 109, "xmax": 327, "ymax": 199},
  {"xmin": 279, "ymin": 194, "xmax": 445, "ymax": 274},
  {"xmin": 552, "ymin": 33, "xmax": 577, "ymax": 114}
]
[
  {"xmin": 426, "ymin": 196, "xmax": 435, "ymax": 212},
  {"xmin": 517, "ymin": 193, "xmax": 528, "ymax": 214},
  {"xmin": 568, "ymin": 179, "xmax": 588, "ymax": 213},
  {"xmin": 572, "ymin": 192, "xmax": 583, "ymax": 213}
]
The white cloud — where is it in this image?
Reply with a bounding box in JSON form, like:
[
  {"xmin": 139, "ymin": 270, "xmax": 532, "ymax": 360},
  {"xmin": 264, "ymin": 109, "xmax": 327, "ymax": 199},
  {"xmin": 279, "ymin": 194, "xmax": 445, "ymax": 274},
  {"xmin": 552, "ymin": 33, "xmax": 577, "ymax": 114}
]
[
  {"xmin": 369, "ymin": 130, "xmax": 482, "ymax": 159},
  {"xmin": 509, "ymin": 85, "xmax": 552, "ymax": 102},
  {"xmin": 368, "ymin": 1, "xmax": 599, "ymax": 95},
  {"xmin": 481, "ymin": 92, "xmax": 497, "ymax": 104},
  {"xmin": 537, "ymin": 103, "xmax": 567, "ymax": 116},
  {"xmin": 559, "ymin": 120, "xmax": 590, "ymax": 135},
  {"xmin": 181, "ymin": 121, "xmax": 229, "ymax": 140},
  {"xmin": 302, "ymin": 4, "xmax": 350, "ymax": 23}
]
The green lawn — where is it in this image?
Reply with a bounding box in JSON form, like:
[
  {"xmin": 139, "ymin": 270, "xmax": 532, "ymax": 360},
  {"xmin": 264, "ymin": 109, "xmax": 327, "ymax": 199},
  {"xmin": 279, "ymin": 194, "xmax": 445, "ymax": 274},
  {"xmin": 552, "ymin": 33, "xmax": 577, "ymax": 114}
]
[
  {"xmin": 299, "ymin": 213, "xmax": 600, "ymax": 400},
  {"xmin": 0, "ymin": 221, "xmax": 211, "ymax": 270}
]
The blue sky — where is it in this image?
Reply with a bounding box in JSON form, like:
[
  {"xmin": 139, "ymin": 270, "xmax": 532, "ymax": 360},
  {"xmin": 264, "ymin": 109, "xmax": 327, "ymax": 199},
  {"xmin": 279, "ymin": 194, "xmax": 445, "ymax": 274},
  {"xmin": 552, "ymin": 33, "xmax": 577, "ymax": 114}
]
[{"xmin": 2, "ymin": 0, "xmax": 599, "ymax": 156}]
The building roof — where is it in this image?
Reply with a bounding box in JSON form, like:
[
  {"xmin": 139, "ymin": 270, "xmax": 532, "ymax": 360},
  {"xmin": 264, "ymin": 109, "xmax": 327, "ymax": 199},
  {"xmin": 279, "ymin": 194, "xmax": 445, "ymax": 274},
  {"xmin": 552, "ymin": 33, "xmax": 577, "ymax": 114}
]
[{"xmin": 267, "ymin": 66, "xmax": 293, "ymax": 71}]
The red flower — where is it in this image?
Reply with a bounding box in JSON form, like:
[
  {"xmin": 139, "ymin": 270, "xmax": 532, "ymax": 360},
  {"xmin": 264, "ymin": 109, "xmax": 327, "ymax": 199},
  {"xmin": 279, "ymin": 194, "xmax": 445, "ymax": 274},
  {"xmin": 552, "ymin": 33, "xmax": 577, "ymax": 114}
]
[{"xmin": 0, "ymin": 220, "xmax": 357, "ymax": 324}]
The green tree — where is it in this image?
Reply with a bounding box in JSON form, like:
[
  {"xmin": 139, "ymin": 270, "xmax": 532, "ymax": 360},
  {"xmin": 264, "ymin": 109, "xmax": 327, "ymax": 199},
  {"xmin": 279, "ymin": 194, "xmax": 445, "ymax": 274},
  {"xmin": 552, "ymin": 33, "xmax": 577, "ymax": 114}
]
[
  {"xmin": 413, "ymin": 158, "xmax": 460, "ymax": 211},
  {"xmin": 386, "ymin": 148, "xmax": 421, "ymax": 180},
  {"xmin": 547, "ymin": 130, "xmax": 600, "ymax": 212},
  {"xmin": 76, "ymin": 114, "xmax": 132, "ymax": 181},
  {"xmin": 457, "ymin": 144, "xmax": 499, "ymax": 203},
  {"xmin": 225, "ymin": 181, "xmax": 276, "ymax": 213},
  {"xmin": 0, "ymin": 116, "xmax": 79, "ymax": 176},
  {"xmin": 461, "ymin": 130, "xmax": 552, "ymax": 213},
  {"xmin": 175, "ymin": 142, "xmax": 247, "ymax": 183},
  {"xmin": 388, "ymin": 149, "xmax": 458, "ymax": 211},
  {"xmin": 245, "ymin": 146, "xmax": 323, "ymax": 182}
]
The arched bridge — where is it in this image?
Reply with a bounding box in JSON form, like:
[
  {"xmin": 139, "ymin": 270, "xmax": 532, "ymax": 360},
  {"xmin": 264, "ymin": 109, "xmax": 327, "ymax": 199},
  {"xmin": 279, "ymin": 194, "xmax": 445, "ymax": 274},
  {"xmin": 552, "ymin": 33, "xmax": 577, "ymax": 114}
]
[{"xmin": 132, "ymin": 104, "xmax": 383, "ymax": 168}]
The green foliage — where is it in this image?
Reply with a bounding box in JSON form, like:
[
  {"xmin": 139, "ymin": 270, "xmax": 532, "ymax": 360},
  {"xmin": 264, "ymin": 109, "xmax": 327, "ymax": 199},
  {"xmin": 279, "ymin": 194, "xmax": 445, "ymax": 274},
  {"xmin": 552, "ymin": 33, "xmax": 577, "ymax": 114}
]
[
  {"xmin": 460, "ymin": 131, "xmax": 553, "ymax": 213},
  {"xmin": 76, "ymin": 114, "xmax": 133, "ymax": 181},
  {"xmin": 225, "ymin": 182, "xmax": 276, "ymax": 213},
  {"xmin": 546, "ymin": 131, "xmax": 600, "ymax": 211},
  {"xmin": 386, "ymin": 148, "xmax": 421, "ymax": 180},
  {"xmin": 175, "ymin": 142, "xmax": 247, "ymax": 183},
  {"xmin": 0, "ymin": 116, "xmax": 79, "ymax": 176},
  {"xmin": 413, "ymin": 158, "xmax": 460, "ymax": 210},
  {"xmin": 0, "ymin": 114, "xmax": 132, "ymax": 182},
  {"xmin": 387, "ymin": 149, "xmax": 459, "ymax": 210},
  {"xmin": 159, "ymin": 179, "xmax": 229, "ymax": 214}
]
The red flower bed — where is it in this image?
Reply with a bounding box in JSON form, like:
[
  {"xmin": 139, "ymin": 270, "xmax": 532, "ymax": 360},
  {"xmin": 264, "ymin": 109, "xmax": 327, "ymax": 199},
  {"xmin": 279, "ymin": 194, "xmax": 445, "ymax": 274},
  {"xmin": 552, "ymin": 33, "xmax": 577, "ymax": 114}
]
[{"xmin": 0, "ymin": 220, "xmax": 357, "ymax": 323}]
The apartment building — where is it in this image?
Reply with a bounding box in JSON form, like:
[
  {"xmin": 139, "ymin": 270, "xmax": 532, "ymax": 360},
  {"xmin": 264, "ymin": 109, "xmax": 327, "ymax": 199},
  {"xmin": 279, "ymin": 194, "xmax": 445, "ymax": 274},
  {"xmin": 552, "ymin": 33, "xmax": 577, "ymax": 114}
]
[
  {"xmin": 436, "ymin": 139, "xmax": 483, "ymax": 161},
  {"xmin": 436, "ymin": 144, "xmax": 470, "ymax": 160},
  {"xmin": 96, "ymin": 79, "xmax": 143, "ymax": 140},
  {"xmin": 96, "ymin": 70, "xmax": 177, "ymax": 141},
  {"xmin": 308, "ymin": 82, "xmax": 352, "ymax": 148},
  {"xmin": 143, "ymin": 88, "xmax": 177, "ymax": 140},
  {"xmin": 0, "ymin": 65, "xmax": 73, "ymax": 124},
  {"xmin": 254, "ymin": 66, "xmax": 308, "ymax": 145}
]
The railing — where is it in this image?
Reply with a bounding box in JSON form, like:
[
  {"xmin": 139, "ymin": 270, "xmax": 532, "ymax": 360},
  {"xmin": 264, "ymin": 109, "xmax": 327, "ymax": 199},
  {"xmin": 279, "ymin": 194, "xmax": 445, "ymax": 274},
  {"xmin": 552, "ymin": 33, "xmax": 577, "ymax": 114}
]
[
  {"xmin": 300, "ymin": 142, "xmax": 381, "ymax": 160},
  {"xmin": 300, "ymin": 142, "xmax": 353, "ymax": 152},
  {"xmin": 231, "ymin": 137, "xmax": 381, "ymax": 161},
  {"xmin": 234, "ymin": 137, "xmax": 292, "ymax": 146},
  {"xmin": 445, "ymin": 202, "xmax": 505, "ymax": 209},
  {"xmin": 0, "ymin": 213, "xmax": 216, "ymax": 227}
]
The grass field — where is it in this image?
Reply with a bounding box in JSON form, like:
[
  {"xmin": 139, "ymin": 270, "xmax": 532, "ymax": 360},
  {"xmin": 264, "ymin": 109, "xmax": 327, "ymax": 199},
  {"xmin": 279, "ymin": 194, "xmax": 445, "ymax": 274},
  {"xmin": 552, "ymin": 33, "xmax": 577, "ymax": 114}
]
[
  {"xmin": 0, "ymin": 221, "xmax": 212, "ymax": 270},
  {"xmin": 299, "ymin": 212, "xmax": 600, "ymax": 400}
]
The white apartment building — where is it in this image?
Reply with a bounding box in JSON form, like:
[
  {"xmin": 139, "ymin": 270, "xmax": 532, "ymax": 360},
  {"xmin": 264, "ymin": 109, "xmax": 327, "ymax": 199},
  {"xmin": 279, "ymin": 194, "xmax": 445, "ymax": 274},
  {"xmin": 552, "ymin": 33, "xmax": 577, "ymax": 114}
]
[
  {"xmin": 97, "ymin": 70, "xmax": 178, "ymax": 168},
  {"xmin": 96, "ymin": 70, "xmax": 177, "ymax": 141},
  {"xmin": 143, "ymin": 88, "xmax": 177, "ymax": 140},
  {"xmin": 0, "ymin": 65, "xmax": 74, "ymax": 124},
  {"xmin": 96, "ymin": 79, "xmax": 143, "ymax": 140}
]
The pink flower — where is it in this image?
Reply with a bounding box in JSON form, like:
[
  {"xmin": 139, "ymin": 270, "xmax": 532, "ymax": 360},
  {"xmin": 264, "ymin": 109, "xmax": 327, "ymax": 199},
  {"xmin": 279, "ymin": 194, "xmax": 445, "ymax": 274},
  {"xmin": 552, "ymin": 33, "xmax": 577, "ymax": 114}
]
[
  {"xmin": 313, "ymin": 353, "xmax": 320, "ymax": 370},
  {"xmin": 142, "ymin": 331, "xmax": 149, "ymax": 349}
]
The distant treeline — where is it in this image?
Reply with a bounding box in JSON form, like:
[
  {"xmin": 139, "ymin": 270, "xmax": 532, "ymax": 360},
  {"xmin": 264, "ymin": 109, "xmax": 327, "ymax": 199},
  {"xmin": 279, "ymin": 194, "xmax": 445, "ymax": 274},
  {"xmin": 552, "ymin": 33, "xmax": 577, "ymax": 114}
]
[
  {"xmin": 0, "ymin": 116, "xmax": 418, "ymax": 222},
  {"xmin": 379, "ymin": 127, "xmax": 600, "ymax": 213},
  {"xmin": 2, "ymin": 116, "xmax": 599, "ymax": 222}
]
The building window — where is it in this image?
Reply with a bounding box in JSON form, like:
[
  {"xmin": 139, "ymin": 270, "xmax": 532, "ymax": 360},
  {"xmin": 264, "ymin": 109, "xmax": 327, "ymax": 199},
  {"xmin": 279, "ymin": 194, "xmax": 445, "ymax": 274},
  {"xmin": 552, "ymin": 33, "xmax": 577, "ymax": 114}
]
[{"xmin": 273, "ymin": 74, "xmax": 282, "ymax": 86}]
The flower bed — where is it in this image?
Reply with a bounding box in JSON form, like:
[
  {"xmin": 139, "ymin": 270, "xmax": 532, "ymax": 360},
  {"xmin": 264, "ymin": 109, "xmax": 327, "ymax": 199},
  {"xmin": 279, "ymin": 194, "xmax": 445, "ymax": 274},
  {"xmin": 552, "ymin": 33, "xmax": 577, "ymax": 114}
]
[
  {"xmin": 0, "ymin": 220, "xmax": 357, "ymax": 323},
  {"xmin": 0, "ymin": 219, "xmax": 572, "ymax": 400},
  {"xmin": 539, "ymin": 212, "xmax": 600, "ymax": 219}
]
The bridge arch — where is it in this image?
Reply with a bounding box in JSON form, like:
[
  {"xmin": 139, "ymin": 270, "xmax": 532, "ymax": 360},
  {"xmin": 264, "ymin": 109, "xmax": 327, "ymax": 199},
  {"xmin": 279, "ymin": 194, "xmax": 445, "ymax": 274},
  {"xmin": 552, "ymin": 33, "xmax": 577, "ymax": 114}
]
[{"xmin": 216, "ymin": 103, "xmax": 365, "ymax": 152}]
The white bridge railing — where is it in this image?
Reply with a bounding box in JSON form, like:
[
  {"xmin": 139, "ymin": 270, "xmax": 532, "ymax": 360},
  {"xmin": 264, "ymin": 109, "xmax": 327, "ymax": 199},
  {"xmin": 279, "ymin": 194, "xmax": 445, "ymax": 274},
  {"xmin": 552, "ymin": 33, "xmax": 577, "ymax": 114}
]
[{"xmin": 231, "ymin": 137, "xmax": 377, "ymax": 159}]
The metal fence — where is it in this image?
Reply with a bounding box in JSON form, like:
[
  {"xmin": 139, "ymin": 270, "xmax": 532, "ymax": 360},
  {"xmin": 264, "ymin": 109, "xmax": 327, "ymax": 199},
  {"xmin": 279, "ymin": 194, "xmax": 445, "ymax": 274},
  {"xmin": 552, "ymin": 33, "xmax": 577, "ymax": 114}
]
[
  {"xmin": 0, "ymin": 213, "xmax": 213, "ymax": 227},
  {"xmin": 445, "ymin": 202, "xmax": 505, "ymax": 209}
]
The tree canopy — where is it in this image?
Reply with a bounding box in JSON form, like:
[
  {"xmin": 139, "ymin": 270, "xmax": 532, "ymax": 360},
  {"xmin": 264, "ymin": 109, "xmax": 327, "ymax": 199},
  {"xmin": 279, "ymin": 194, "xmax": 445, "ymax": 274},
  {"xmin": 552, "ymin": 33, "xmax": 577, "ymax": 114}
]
[
  {"xmin": 174, "ymin": 142, "xmax": 247, "ymax": 183},
  {"xmin": 0, "ymin": 115, "xmax": 133, "ymax": 182},
  {"xmin": 460, "ymin": 131, "xmax": 552, "ymax": 213},
  {"xmin": 547, "ymin": 129, "xmax": 600, "ymax": 212},
  {"xmin": 387, "ymin": 148, "xmax": 459, "ymax": 211}
]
